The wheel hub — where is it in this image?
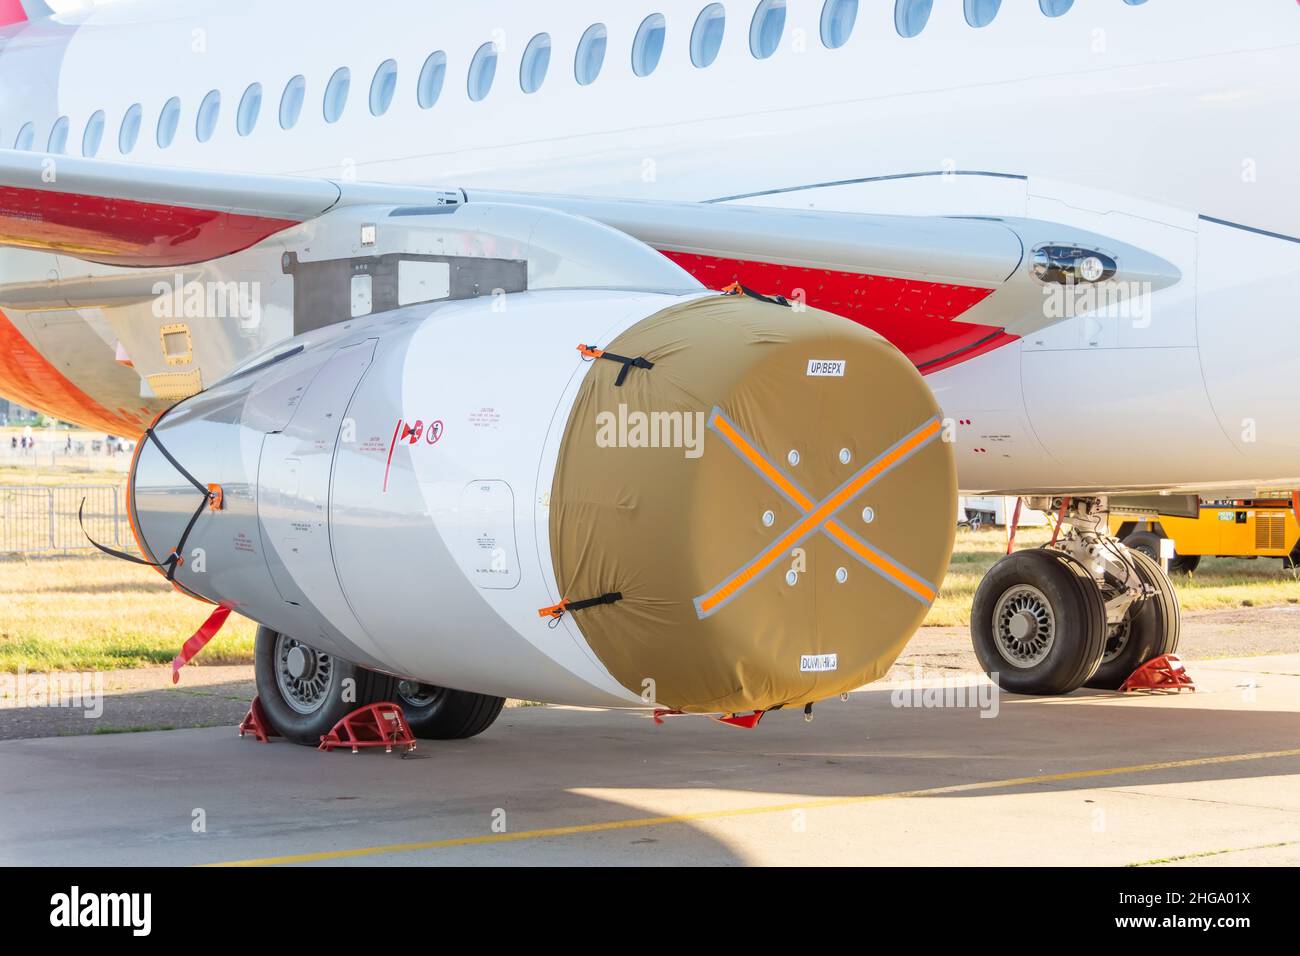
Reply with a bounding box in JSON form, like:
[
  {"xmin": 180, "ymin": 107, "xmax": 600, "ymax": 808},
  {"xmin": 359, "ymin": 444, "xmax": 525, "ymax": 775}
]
[
  {"xmin": 1103, "ymin": 617, "xmax": 1132, "ymax": 664},
  {"xmin": 285, "ymin": 645, "xmax": 313, "ymax": 680},
  {"xmin": 1007, "ymin": 610, "xmax": 1037, "ymax": 642},
  {"xmin": 274, "ymin": 634, "xmax": 334, "ymax": 715},
  {"xmin": 396, "ymin": 680, "xmax": 444, "ymax": 709},
  {"xmin": 992, "ymin": 584, "xmax": 1056, "ymax": 668}
]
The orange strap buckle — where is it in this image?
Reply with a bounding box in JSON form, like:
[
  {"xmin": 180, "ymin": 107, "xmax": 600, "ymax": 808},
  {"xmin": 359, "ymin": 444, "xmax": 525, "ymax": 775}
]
[
  {"xmin": 207, "ymin": 483, "xmax": 224, "ymax": 511},
  {"xmin": 577, "ymin": 343, "xmax": 605, "ymax": 359},
  {"xmin": 537, "ymin": 600, "xmax": 569, "ymax": 619}
]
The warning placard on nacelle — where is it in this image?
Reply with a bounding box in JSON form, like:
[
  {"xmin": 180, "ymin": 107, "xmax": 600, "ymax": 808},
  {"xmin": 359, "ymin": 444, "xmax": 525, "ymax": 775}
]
[{"xmin": 456, "ymin": 480, "xmax": 520, "ymax": 590}]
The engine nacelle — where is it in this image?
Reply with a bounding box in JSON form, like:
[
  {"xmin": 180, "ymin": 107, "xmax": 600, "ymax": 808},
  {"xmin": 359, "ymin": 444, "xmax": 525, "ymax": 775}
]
[{"xmin": 129, "ymin": 289, "xmax": 956, "ymax": 713}]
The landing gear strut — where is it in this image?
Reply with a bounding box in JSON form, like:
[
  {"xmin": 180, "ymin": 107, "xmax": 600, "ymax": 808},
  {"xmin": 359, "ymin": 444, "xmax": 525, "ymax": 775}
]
[{"xmin": 971, "ymin": 497, "xmax": 1180, "ymax": 695}]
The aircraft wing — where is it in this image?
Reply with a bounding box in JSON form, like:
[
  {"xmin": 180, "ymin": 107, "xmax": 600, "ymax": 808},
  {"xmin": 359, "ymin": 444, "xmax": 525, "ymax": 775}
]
[
  {"xmin": 0, "ymin": 148, "xmax": 461, "ymax": 267},
  {"xmin": 0, "ymin": 149, "xmax": 1180, "ymax": 376}
]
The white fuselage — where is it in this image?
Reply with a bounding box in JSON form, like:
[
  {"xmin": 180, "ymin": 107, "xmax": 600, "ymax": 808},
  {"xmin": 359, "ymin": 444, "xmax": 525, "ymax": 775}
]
[{"xmin": 1, "ymin": 0, "xmax": 1298, "ymax": 494}]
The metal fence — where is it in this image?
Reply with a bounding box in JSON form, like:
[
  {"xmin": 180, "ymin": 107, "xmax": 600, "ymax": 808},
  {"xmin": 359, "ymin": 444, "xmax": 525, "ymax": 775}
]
[
  {"xmin": 0, "ymin": 446, "xmax": 132, "ymax": 473},
  {"xmin": 0, "ymin": 485, "xmax": 135, "ymax": 556}
]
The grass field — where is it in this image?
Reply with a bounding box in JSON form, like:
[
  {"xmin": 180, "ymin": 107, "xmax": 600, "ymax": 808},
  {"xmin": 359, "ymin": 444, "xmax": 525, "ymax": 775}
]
[
  {"xmin": 2, "ymin": 528, "xmax": 1297, "ymax": 672},
  {"xmin": 0, "ymin": 556, "xmax": 257, "ymax": 672}
]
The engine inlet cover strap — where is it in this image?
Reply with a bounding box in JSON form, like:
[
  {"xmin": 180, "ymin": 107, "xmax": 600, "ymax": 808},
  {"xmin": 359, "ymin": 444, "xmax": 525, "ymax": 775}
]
[
  {"xmin": 577, "ymin": 343, "xmax": 654, "ymax": 387},
  {"xmin": 538, "ymin": 591, "xmax": 624, "ymax": 621},
  {"xmin": 721, "ymin": 281, "xmax": 793, "ymax": 308},
  {"xmin": 78, "ymin": 426, "xmax": 218, "ymax": 580}
]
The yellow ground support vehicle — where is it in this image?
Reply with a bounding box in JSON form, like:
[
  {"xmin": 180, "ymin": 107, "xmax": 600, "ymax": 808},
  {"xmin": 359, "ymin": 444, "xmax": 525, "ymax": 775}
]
[{"xmin": 1109, "ymin": 494, "xmax": 1300, "ymax": 574}]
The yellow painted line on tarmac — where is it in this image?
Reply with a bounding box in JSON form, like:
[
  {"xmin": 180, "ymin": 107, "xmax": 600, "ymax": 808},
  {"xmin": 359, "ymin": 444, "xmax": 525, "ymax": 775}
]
[{"xmin": 204, "ymin": 747, "xmax": 1300, "ymax": 867}]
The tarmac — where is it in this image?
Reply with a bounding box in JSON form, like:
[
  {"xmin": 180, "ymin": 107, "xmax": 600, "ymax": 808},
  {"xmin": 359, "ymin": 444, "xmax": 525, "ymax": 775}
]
[{"xmin": 1, "ymin": 650, "xmax": 1297, "ymax": 866}]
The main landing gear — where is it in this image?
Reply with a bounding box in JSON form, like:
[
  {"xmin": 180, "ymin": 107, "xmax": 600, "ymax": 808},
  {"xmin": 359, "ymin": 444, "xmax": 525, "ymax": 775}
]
[
  {"xmin": 971, "ymin": 497, "xmax": 1180, "ymax": 695},
  {"xmin": 253, "ymin": 626, "xmax": 505, "ymax": 745}
]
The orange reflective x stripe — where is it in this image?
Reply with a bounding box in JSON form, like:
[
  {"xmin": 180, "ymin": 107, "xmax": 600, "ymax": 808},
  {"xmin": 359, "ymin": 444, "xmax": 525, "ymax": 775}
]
[
  {"xmin": 822, "ymin": 522, "xmax": 936, "ymax": 600},
  {"xmin": 694, "ymin": 410, "xmax": 941, "ymax": 618},
  {"xmin": 713, "ymin": 414, "xmax": 935, "ymax": 597}
]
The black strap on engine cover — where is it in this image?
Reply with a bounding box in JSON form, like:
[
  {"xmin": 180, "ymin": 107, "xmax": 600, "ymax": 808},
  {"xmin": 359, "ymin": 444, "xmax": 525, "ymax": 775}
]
[
  {"xmin": 564, "ymin": 592, "xmax": 624, "ymax": 612},
  {"xmin": 142, "ymin": 425, "xmax": 210, "ymax": 497},
  {"xmin": 78, "ymin": 426, "xmax": 217, "ymax": 580},
  {"xmin": 538, "ymin": 591, "xmax": 623, "ymax": 626},
  {"xmin": 721, "ymin": 281, "xmax": 793, "ymax": 308},
  {"xmin": 577, "ymin": 344, "xmax": 655, "ymax": 387}
]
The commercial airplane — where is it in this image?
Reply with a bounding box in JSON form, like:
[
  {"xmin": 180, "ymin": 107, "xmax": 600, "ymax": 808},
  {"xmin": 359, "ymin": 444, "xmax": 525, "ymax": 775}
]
[{"xmin": 0, "ymin": 0, "xmax": 1296, "ymax": 743}]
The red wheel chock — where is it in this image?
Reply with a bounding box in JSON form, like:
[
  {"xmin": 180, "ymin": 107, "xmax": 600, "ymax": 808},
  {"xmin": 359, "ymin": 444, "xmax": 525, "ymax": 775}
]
[
  {"xmin": 715, "ymin": 711, "xmax": 765, "ymax": 729},
  {"xmin": 238, "ymin": 695, "xmax": 278, "ymax": 743},
  {"xmin": 318, "ymin": 702, "xmax": 418, "ymax": 754},
  {"xmin": 652, "ymin": 708, "xmax": 765, "ymax": 728},
  {"xmin": 1119, "ymin": 654, "xmax": 1195, "ymax": 693}
]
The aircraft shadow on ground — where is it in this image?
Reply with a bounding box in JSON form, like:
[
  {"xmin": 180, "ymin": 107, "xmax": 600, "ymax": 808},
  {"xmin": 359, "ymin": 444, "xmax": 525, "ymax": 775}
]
[{"xmin": 2, "ymin": 680, "xmax": 1296, "ymax": 865}]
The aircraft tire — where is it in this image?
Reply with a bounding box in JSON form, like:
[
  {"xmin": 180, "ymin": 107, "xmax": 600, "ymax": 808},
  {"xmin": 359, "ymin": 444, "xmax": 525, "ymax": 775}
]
[
  {"xmin": 253, "ymin": 626, "xmax": 396, "ymax": 746},
  {"xmin": 971, "ymin": 548, "xmax": 1107, "ymax": 695},
  {"xmin": 1085, "ymin": 548, "xmax": 1180, "ymax": 689},
  {"xmin": 394, "ymin": 682, "xmax": 506, "ymax": 739},
  {"xmin": 1123, "ymin": 530, "xmax": 1199, "ymax": 575}
]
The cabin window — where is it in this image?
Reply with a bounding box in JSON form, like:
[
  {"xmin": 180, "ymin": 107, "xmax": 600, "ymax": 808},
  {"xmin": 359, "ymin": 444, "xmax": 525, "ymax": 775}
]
[
  {"xmin": 82, "ymin": 110, "xmax": 105, "ymax": 157},
  {"xmin": 370, "ymin": 59, "xmax": 398, "ymax": 116},
  {"xmin": 632, "ymin": 13, "xmax": 666, "ymax": 77},
  {"xmin": 895, "ymin": 0, "xmax": 933, "ymax": 38},
  {"xmin": 47, "ymin": 115, "xmax": 70, "ymax": 154},
  {"xmin": 520, "ymin": 33, "xmax": 551, "ymax": 93},
  {"xmin": 323, "ymin": 67, "xmax": 351, "ymax": 123},
  {"xmin": 468, "ymin": 42, "xmax": 498, "ymax": 102},
  {"xmin": 750, "ymin": 0, "xmax": 786, "ymax": 59},
  {"xmin": 156, "ymin": 97, "xmax": 181, "ymax": 148},
  {"xmin": 417, "ymin": 51, "xmax": 447, "ymax": 108},
  {"xmin": 575, "ymin": 24, "xmax": 608, "ymax": 86},
  {"xmin": 196, "ymin": 90, "xmax": 221, "ymax": 143},
  {"xmin": 820, "ymin": 0, "xmax": 857, "ymax": 49},
  {"xmin": 237, "ymin": 83, "xmax": 262, "ymax": 136},
  {"xmin": 280, "ymin": 75, "xmax": 306, "ymax": 129},
  {"xmin": 964, "ymin": 0, "xmax": 1001, "ymax": 28},
  {"xmin": 119, "ymin": 104, "xmax": 142, "ymax": 153},
  {"xmin": 691, "ymin": 4, "xmax": 726, "ymax": 68}
]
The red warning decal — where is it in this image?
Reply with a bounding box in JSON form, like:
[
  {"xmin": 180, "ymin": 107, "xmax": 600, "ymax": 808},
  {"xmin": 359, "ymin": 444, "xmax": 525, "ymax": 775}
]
[{"xmin": 384, "ymin": 417, "xmax": 445, "ymax": 492}]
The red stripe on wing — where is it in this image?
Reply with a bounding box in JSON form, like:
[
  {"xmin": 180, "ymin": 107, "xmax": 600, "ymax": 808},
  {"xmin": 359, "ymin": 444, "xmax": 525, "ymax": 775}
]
[
  {"xmin": 0, "ymin": 185, "xmax": 299, "ymax": 267},
  {"xmin": 659, "ymin": 251, "xmax": 1015, "ymax": 374},
  {"xmin": 0, "ymin": 0, "xmax": 27, "ymax": 27}
]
